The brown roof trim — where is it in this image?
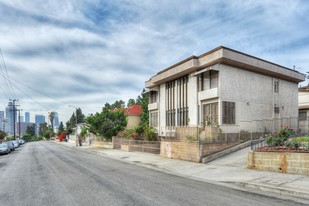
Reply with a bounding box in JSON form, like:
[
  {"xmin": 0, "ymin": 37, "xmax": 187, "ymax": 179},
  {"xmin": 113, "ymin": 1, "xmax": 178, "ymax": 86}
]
[
  {"xmin": 146, "ymin": 46, "xmax": 305, "ymax": 87},
  {"xmin": 220, "ymin": 58, "xmax": 302, "ymax": 83},
  {"xmin": 157, "ymin": 55, "xmax": 198, "ymax": 75},
  {"xmin": 215, "ymin": 46, "xmax": 300, "ymax": 74}
]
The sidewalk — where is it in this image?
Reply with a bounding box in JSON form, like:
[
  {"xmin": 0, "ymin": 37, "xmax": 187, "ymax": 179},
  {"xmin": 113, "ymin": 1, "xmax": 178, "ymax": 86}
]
[{"xmin": 55, "ymin": 141, "xmax": 309, "ymax": 204}]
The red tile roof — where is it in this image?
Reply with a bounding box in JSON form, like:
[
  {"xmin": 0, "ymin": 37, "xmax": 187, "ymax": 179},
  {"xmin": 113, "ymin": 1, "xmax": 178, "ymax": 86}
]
[{"xmin": 125, "ymin": 104, "xmax": 142, "ymax": 116}]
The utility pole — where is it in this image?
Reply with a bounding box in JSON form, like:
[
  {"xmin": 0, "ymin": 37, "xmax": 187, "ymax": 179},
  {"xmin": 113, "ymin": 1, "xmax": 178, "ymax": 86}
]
[{"xmin": 9, "ymin": 99, "xmax": 19, "ymax": 140}]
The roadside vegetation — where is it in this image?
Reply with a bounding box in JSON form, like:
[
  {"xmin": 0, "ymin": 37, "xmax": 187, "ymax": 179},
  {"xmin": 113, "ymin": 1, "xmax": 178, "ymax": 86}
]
[
  {"xmin": 85, "ymin": 89, "xmax": 156, "ymax": 141},
  {"xmin": 258, "ymin": 126, "xmax": 309, "ymax": 151}
]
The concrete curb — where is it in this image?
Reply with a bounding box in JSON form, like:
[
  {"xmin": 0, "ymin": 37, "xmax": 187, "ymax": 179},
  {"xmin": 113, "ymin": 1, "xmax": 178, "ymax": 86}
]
[{"xmin": 231, "ymin": 182, "xmax": 309, "ymax": 204}]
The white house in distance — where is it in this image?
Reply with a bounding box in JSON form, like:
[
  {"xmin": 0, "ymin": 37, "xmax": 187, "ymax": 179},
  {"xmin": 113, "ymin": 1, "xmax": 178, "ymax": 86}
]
[{"xmin": 145, "ymin": 46, "xmax": 305, "ymax": 141}]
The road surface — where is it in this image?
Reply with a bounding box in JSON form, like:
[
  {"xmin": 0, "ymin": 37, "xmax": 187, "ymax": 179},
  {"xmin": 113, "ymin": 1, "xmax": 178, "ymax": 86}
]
[{"xmin": 0, "ymin": 141, "xmax": 305, "ymax": 206}]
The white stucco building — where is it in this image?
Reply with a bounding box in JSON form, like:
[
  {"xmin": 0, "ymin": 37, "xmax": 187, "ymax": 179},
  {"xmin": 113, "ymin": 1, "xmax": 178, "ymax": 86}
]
[{"xmin": 145, "ymin": 46, "xmax": 305, "ymax": 140}]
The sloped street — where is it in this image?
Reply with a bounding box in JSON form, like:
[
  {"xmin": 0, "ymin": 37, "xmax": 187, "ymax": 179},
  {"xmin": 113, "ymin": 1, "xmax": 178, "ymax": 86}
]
[{"xmin": 0, "ymin": 141, "xmax": 307, "ymax": 206}]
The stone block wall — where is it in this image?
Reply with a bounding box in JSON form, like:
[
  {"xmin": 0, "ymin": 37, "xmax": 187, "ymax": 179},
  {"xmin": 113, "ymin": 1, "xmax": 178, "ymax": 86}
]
[
  {"xmin": 248, "ymin": 151, "xmax": 309, "ymax": 175},
  {"xmin": 160, "ymin": 141, "xmax": 200, "ymax": 162}
]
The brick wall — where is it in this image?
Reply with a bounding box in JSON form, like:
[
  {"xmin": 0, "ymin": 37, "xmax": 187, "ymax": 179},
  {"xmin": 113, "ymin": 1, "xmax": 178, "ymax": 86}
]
[
  {"xmin": 160, "ymin": 141, "xmax": 200, "ymax": 162},
  {"xmin": 248, "ymin": 151, "xmax": 309, "ymax": 175}
]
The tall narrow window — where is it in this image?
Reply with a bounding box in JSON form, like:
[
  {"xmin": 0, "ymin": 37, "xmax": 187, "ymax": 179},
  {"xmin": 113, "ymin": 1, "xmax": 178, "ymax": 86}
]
[
  {"xmin": 166, "ymin": 81, "xmax": 175, "ymax": 126},
  {"xmin": 274, "ymin": 81, "xmax": 279, "ymax": 93},
  {"xmin": 222, "ymin": 101, "xmax": 235, "ymax": 124},
  {"xmin": 150, "ymin": 112, "xmax": 158, "ymax": 127},
  {"xmin": 177, "ymin": 76, "xmax": 188, "ymax": 126}
]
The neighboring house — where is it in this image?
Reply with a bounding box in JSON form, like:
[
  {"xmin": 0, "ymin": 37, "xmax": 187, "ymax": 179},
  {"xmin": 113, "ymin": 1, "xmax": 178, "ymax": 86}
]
[
  {"xmin": 298, "ymin": 86, "xmax": 309, "ymax": 134},
  {"xmin": 145, "ymin": 46, "xmax": 305, "ymax": 140},
  {"xmin": 125, "ymin": 104, "xmax": 142, "ymax": 129}
]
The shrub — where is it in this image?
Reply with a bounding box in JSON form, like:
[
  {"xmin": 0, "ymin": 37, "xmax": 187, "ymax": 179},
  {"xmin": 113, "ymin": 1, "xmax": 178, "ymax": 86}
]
[
  {"xmin": 285, "ymin": 136, "xmax": 309, "ymax": 150},
  {"xmin": 144, "ymin": 126, "xmax": 156, "ymax": 141},
  {"xmin": 186, "ymin": 135, "xmax": 198, "ymax": 142},
  {"xmin": 265, "ymin": 126, "xmax": 294, "ymax": 147},
  {"xmin": 118, "ymin": 130, "xmax": 128, "ymax": 138},
  {"xmin": 285, "ymin": 141, "xmax": 299, "ymax": 149},
  {"xmin": 58, "ymin": 132, "xmax": 67, "ymax": 142},
  {"xmin": 80, "ymin": 128, "xmax": 88, "ymax": 138},
  {"xmin": 22, "ymin": 134, "xmax": 32, "ymax": 142}
]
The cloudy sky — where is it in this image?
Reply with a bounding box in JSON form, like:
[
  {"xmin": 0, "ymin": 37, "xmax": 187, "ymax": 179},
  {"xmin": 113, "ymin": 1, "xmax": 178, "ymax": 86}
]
[{"xmin": 0, "ymin": 0, "xmax": 308, "ymax": 123}]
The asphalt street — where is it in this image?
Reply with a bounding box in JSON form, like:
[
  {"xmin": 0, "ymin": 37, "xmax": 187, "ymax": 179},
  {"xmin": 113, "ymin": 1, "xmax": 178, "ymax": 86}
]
[{"xmin": 0, "ymin": 141, "xmax": 306, "ymax": 206}]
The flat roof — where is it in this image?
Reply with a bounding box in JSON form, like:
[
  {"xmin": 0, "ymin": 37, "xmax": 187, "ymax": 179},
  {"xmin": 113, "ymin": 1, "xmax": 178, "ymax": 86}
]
[{"xmin": 146, "ymin": 46, "xmax": 305, "ymax": 88}]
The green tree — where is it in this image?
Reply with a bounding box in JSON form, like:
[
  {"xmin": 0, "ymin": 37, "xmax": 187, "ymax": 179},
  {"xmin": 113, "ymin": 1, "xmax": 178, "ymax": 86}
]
[
  {"xmin": 26, "ymin": 125, "xmax": 35, "ymax": 137},
  {"xmin": 86, "ymin": 101, "xmax": 127, "ymax": 139},
  {"xmin": 39, "ymin": 122, "xmax": 48, "ymax": 136},
  {"xmin": 76, "ymin": 108, "xmax": 85, "ymax": 123},
  {"xmin": 111, "ymin": 100, "xmax": 125, "ymax": 109},
  {"xmin": 66, "ymin": 112, "xmax": 76, "ymax": 134},
  {"xmin": 49, "ymin": 112, "xmax": 55, "ymax": 131},
  {"xmin": 0, "ymin": 130, "xmax": 7, "ymax": 140},
  {"xmin": 136, "ymin": 89, "xmax": 149, "ymax": 127},
  {"xmin": 58, "ymin": 121, "xmax": 65, "ymax": 135},
  {"xmin": 127, "ymin": 98, "xmax": 136, "ymax": 107},
  {"xmin": 66, "ymin": 108, "xmax": 85, "ymax": 134},
  {"xmin": 43, "ymin": 130, "xmax": 54, "ymax": 140},
  {"xmin": 22, "ymin": 134, "xmax": 32, "ymax": 142}
]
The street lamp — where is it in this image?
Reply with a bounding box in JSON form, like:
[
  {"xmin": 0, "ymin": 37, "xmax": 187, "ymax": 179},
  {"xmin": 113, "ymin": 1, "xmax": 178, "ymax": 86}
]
[{"xmin": 69, "ymin": 105, "xmax": 78, "ymax": 145}]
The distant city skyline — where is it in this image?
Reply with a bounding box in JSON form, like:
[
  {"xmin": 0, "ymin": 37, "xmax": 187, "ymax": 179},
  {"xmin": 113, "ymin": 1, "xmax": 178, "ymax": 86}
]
[
  {"xmin": 1, "ymin": 101, "xmax": 64, "ymax": 137},
  {"xmin": 25, "ymin": 112, "xmax": 30, "ymax": 123}
]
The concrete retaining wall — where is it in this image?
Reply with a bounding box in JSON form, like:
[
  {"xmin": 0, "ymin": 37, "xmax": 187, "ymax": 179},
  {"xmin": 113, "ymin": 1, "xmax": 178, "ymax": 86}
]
[
  {"xmin": 248, "ymin": 151, "xmax": 309, "ymax": 175},
  {"xmin": 200, "ymin": 142, "xmax": 240, "ymax": 157}
]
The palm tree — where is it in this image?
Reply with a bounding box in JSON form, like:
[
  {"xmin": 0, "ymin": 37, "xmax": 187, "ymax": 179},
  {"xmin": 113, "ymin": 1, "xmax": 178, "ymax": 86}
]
[{"xmin": 49, "ymin": 112, "xmax": 55, "ymax": 132}]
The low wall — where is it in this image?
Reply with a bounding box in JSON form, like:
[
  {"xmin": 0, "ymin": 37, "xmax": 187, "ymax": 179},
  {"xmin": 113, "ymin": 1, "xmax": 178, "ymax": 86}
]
[
  {"xmin": 248, "ymin": 151, "xmax": 309, "ymax": 175},
  {"xmin": 160, "ymin": 141, "xmax": 200, "ymax": 162},
  {"xmin": 92, "ymin": 141, "xmax": 112, "ymax": 149},
  {"xmin": 200, "ymin": 142, "xmax": 240, "ymax": 157},
  {"xmin": 112, "ymin": 137, "xmax": 160, "ymax": 154}
]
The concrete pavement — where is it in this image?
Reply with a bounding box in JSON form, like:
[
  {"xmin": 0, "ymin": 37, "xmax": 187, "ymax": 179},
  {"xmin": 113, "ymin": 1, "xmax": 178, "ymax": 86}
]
[{"xmin": 54, "ymin": 140, "xmax": 309, "ymax": 204}]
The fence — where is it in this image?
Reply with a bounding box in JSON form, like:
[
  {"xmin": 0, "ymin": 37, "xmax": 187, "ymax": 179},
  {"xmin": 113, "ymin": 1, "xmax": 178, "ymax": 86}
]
[
  {"xmin": 299, "ymin": 116, "xmax": 309, "ymax": 135},
  {"xmin": 250, "ymin": 138, "xmax": 266, "ymax": 150},
  {"xmin": 113, "ymin": 137, "xmax": 160, "ymax": 154},
  {"xmin": 160, "ymin": 117, "xmax": 300, "ymax": 143}
]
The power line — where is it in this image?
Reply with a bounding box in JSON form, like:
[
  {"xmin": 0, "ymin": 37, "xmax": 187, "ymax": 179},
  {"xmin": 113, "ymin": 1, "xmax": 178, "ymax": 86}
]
[
  {"xmin": 0, "ymin": 48, "xmax": 17, "ymax": 99},
  {"xmin": 0, "ymin": 68, "xmax": 76, "ymax": 109},
  {"xmin": 0, "ymin": 65, "xmax": 10, "ymax": 99}
]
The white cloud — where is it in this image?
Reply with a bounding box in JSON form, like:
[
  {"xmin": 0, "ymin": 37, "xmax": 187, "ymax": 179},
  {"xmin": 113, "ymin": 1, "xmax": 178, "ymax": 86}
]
[{"xmin": 0, "ymin": 0, "xmax": 308, "ymax": 123}]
